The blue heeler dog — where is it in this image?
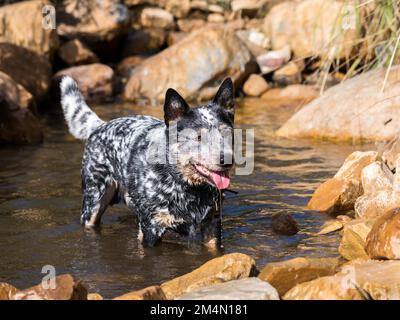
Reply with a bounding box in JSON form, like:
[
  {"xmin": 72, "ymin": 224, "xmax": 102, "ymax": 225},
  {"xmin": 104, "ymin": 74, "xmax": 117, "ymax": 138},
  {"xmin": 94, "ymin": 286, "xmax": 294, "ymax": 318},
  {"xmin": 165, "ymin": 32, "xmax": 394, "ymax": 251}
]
[{"xmin": 60, "ymin": 76, "xmax": 235, "ymax": 247}]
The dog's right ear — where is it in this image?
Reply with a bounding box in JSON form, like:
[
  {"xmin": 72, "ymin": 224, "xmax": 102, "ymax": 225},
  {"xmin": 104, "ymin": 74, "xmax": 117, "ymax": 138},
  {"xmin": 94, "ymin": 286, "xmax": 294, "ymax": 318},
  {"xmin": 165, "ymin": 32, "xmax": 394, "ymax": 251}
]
[{"xmin": 164, "ymin": 88, "xmax": 189, "ymax": 124}]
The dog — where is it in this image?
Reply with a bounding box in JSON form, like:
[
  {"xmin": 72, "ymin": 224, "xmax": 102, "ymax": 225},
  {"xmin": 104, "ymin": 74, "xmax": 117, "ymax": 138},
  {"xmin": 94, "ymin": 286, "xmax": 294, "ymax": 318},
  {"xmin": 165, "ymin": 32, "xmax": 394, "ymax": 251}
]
[{"xmin": 60, "ymin": 76, "xmax": 235, "ymax": 247}]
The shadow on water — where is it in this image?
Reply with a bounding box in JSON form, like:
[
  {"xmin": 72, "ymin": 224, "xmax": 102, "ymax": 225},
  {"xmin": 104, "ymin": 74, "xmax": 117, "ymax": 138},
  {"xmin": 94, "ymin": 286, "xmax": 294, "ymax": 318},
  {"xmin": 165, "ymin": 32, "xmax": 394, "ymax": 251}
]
[{"xmin": 0, "ymin": 98, "xmax": 376, "ymax": 297}]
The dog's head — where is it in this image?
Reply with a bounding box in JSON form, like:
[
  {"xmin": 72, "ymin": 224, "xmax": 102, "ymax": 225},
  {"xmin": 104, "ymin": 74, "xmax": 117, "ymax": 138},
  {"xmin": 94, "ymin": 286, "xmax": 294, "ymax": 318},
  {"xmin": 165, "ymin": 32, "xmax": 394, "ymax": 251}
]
[{"xmin": 164, "ymin": 78, "xmax": 235, "ymax": 190}]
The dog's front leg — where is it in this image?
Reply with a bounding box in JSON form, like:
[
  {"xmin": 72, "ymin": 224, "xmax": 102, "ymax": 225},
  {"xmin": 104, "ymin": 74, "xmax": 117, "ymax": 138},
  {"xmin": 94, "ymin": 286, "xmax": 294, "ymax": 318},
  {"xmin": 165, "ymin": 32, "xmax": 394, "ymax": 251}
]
[
  {"xmin": 200, "ymin": 213, "xmax": 222, "ymax": 249},
  {"xmin": 137, "ymin": 219, "xmax": 163, "ymax": 247}
]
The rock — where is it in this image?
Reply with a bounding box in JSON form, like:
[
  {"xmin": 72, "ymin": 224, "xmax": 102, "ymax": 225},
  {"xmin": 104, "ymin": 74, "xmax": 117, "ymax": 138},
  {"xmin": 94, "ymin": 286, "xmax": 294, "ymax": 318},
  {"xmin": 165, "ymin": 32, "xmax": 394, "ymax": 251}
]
[
  {"xmin": 190, "ymin": 0, "xmax": 208, "ymax": 11},
  {"xmin": 177, "ymin": 19, "xmax": 206, "ymax": 33},
  {"xmin": 197, "ymin": 86, "xmax": 219, "ymax": 102},
  {"xmin": 113, "ymin": 285, "xmax": 166, "ymax": 300},
  {"xmin": 361, "ymin": 162, "xmax": 393, "ymax": 195},
  {"xmin": 165, "ymin": 0, "xmax": 190, "ymax": 18},
  {"xmin": 167, "ymin": 31, "xmax": 187, "ymax": 46},
  {"xmin": 336, "ymin": 215, "xmax": 352, "ymax": 225},
  {"xmin": 160, "ymin": 253, "xmax": 256, "ymax": 300},
  {"xmin": 123, "ymin": 25, "xmax": 252, "ymax": 102},
  {"xmin": 54, "ymin": 63, "xmax": 114, "ymax": 101},
  {"xmin": 243, "ymin": 74, "xmax": 269, "ymax": 97},
  {"xmin": 338, "ymin": 219, "xmax": 373, "ymax": 260},
  {"xmin": 317, "ymin": 220, "xmax": 344, "ymax": 235},
  {"xmin": 123, "ymin": 28, "xmax": 166, "ymax": 56},
  {"xmin": 207, "ymin": 13, "xmax": 225, "ymax": 23},
  {"xmin": 0, "ymin": 71, "xmax": 43, "ymax": 145},
  {"xmin": 12, "ymin": 274, "xmax": 87, "ymax": 300},
  {"xmin": 58, "ymin": 39, "xmax": 99, "ymax": 66},
  {"xmin": 271, "ymin": 212, "xmax": 299, "ymax": 235},
  {"xmin": 273, "ymin": 61, "xmax": 302, "ymax": 86},
  {"xmin": 381, "ymin": 136, "xmax": 400, "ymax": 171},
  {"xmin": 87, "ymin": 293, "xmax": 103, "ymax": 300},
  {"xmin": 258, "ymin": 257, "xmax": 340, "ymax": 296},
  {"xmin": 366, "ymin": 208, "xmax": 400, "ymax": 259},
  {"xmin": 256, "ymin": 45, "xmax": 291, "ymax": 74},
  {"xmin": 284, "ymin": 259, "xmax": 400, "ymax": 300},
  {"xmin": 0, "ymin": 283, "xmax": 19, "ymax": 300},
  {"xmin": 263, "ymin": 0, "xmax": 357, "ymax": 59},
  {"xmin": 0, "ymin": 43, "xmax": 52, "ymax": 102},
  {"xmin": 116, "ymin": 55, "xmax": 146, "ymax": 80},
  {"xmin": 231, "ymin": 0, "xmax": 268, "ymax": 16},
  {"xmin": 0, "ymin": 0, "xmax": 59, "ymax": 57},
  {"xmin": 208, "ymin": 4, "xmax": 224, "ymax": 14},
  {"xmin": 57, "ymin": 0, "xmax": 129, "ymax": 42},
  {"xmin": 276, "ymin": 67, "xmax": 400, "ymax": 141},
  {"xmin": 140, "ymin": 8, "xmax": 174, "ymax": 29},
  {"xmin": 335, "ymin": 151, "xmax": 379, "ymax": 182},
  {"xmin": 236, "ymin": 30, "xmax": 270, "ymax": 57},
  {"xmin": 308, "ymin": 178, "xmax": 361, "ymax": 215},
  {"xmin": 176, "ymin": 278, "xmax": 279, "ymax": 300},
  {"xmin": 261, "ymin": 84, "xmax": 319, "ymax": 106},
  {"xmin": 355, "ymin": 190, "xmax": 399, "ymax": 221}
]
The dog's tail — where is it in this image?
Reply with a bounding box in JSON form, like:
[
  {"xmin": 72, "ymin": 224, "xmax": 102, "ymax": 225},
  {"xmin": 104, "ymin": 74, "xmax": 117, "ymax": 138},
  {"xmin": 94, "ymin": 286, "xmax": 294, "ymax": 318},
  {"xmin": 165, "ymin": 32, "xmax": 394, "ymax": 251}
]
[{"xmin": 60, "ymin": 76, "xmax": 105, "ymax": 140}]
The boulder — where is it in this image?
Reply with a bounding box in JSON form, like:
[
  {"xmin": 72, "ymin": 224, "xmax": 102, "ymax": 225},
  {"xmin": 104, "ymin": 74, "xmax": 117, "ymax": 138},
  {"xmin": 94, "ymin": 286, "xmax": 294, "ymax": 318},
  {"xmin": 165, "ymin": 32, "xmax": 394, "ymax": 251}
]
[
  {"xmin": 366, "ymin": 208, "xmax": 400, "ymax": 259},
  {"xmin": 177, "ymin": 19, "xmax": 206, "ymax": 33},
  {"xmin": 122, "ymin": 26, "xmax": 252, "ymax": 102},
  {"xmin": 360, "ymin": 162, "xmax": 393, "ymax": 195},
  {"xmin": 12, "ymin": 274, "xmax": 87, "ymax": 300},
  {"xmin": 335, "ymin": 151, "xmax": 379, "ymax": 182},
  {"xmin": 123, "ymin": 28, "xmax": 166, "ymax": 56},
  {"xmin": 54, "ymin": 63, "xmax": 114, "ymax": 101},
  {"xmin": 113, "ymin": 285, "xmax": 166, "ymax": 300},
  {"xmin": 0, "ymin": 43, "xmax": 52, "ymax": 102},
  {"xmin": 140, "ymin": 8, "xmax": 174, "ymax": 29},
  {"xmin": 167, "ymin": 31, "xmax": 187, "ymax": 46},
  {"xmin": 271, "ymin": 212, "xmax": 299, "ymax": 235},
  {"xmin": 317, "ymin": 219, "xmax": 344, "ymax": 235},
  {"xmin": 308, "ymin": 178, "xmax": 361, "ymax": 215},
  {"xmin": 258, "ymin": 257, "xmax": 340, "ymax": 296},
  {"xmin": 176, "ymin": 278, "xmax": 279, "ymax": 300},
  {"xmin": 165, "ymin": 0, "xmax": 190, "ymax": 19},
  {"xmin": 57, "ymin": 0, "xmax": 129, "ymax": 42},
  {"xmin": 272, "ymin": 61, "xmax": 302, "ymax": 86},
  {"xmin": 256, "ymin": 45, "xmax": 291, "ymax": 74},
  {"xmin": 276, "ymin": 67, "xmax": 400, "ymax": 141},
  {"xmin": 261, "ymin": 84, "xmax": 319, "ymax": 106},
  {"xmin": 338, "ymin": 219, "xmax": 373, "ymax": 260},
  {"xmin": 160, "ymin": 253, "xmax": 256, "ymax": 300},
  {"xmin": 0, "ymin": 0, "xmax": 59, "ymax": 57},
  {"xmin": 58, "ymin": 39, "xmax": 99, "ymax": 66},
  {"xmin": 231, "ymin": 0, "xmax": 269, "ymax": 16},
  {"xmin": 0, "ymin": 283, "xmax": 19, "ymax": 300},
  {"xmin": 236, "ymin": 29, "xmax": 270, "ymax": 57},
  {"xmin": 207, "ymin": 13, "xmax": 225, "ymax": 23},
  {"xmin": 263, "ymin": 0, "xmax": 357, "ymax": 59},
  {"xmin": 355, "ymin": 190, "xmax": 399, "ymax": 221},
  {"xmin": 0, "ymin": 72, "xmax": 43, "ymax": 145},
  {"xmin": 116, "ymin": 55, "xmax": 147, "ymax": 81},
  {"xmin": 243, "ymin": 74, "xmax": 269, "ymax": 97},
  {"xmin": 381, "ymin": 136, "xmax": 400, "ymax": 171}
]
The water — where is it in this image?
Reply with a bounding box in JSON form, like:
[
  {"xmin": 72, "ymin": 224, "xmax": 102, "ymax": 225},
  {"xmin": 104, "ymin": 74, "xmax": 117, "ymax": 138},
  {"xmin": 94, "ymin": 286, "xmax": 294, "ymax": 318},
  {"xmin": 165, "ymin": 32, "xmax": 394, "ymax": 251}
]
[{"xmin": 0, "ymin": 98, "xmax": 374, "ymax": 298}]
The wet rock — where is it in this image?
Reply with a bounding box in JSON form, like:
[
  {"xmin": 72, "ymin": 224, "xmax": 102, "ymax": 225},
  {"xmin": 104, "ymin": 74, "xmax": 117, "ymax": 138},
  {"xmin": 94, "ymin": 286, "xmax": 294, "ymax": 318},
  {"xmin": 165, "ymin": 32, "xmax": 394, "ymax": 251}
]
[
  {"xmin": 13, "ymin": 274, "xmax": 87, "ymax": 300},
  {"xmin": 335, "ymin": 151, "xmax": 379, "ymax": 182},
  {"xmin": 271, "ymin": 212, "xmax": 299, "ymax": 235},
  {"xmin": 381, "ymin": 136, "xmax": 400, "ymax": 171},
  {"xmin": 123, "ymin": 25, "xmax": 252, "ymax": 102},
  {"xmin": 54, "ymin": 63, "xmax": 114, "ymax": 101},
  {"xmin": 361, "ymin": 162, "xmax": 393, "ymax": 195},
  {"xmin": 243, "ymin": 74, "xmax": 269, "ymax": 97},
  {"xmin": 273, "ymin": 61, "xmax": 302, "ymax": 86},
  {"xmin": 0, "ymin": 71, "xmax": 43, "ymax": 145},
  {"xmin": 57, "ymin": 0, "xmax": 129, "ymax": 42},
  {"xmin": 160, "ymin": 253, "xmax": 256, "ymax": 300},
  {"xmin": 236, "ymin": 30, "xmax": 270, "ymax": 57},
  {"xmin": 123, "ymin": 28, "xmax": 166, "ymax": 56},
  {"xmin": 308, "ymin": 178, "xmax": 361, "ymax": 215},
  {"xmin": 261, "ymin": 84, "xmax": 319, "ymax": 106},
  {"xmin": 366, "ymin": 208, "xmax": 400, "ymax": 259},
  {"xmin": 165, "ymin": 0, "xmax": 190, "ymax": 19},
  {"xmin": 263, "ymin": 0, "xmax": 357, "ymax": 59},
  {"xmin": 355, "ymin": 190, "xmax": 398, "ymax": 221},
  {"xmin": 256, "ymin": 45, "xmax": 291, "ymax": 74},
  {"xmin": 317, "ymin": 220, "xmax": 344, "ymax": 235},
  {"xmin": 339, "ymin": 219, "xmax": 373, "ymax": 261},
  {"xmin": 167, "ymin": 31, "xmax": 187, "ymax": 46},
  {"xmin": 176, "ymin": 278, "xmax": 279, "ymax": 300},
  {"xmin": 140, "ymin": 8, "xmax": 174, "ymax": 30},
  {"xmin": 258, "ymin": 257, "xmax": 340, "ymax": 296},
  {"xmin": 177, "ymin": 19, "xmax": 206, "ymax": 33},
  {"xmin": 0, "ymin": 283, "xmax": 19, "ymax": 300},
  {"xmin": 58, "ymin": 39, "xmax": 99, "ymax": 66},
  {"xmin": 114, "ymin": 285, "xmax": 166, "ymax": 300},
  {"xmin": 87, "ymin": 293, "xmax": 103, "ymax": 300},
  {"xmin": 0, "ymin": 43, "xmax": 52, "ymax": 102},
  {"xmin": 0, "ymin": 0, "xmax": 59, "ymax": 57},
  {"xmin": 276, "ymin": 67, "xmax": 400, "ymax": 141},
  {"xmin": 336, "ymin": 215, "xmax": 352, "ymax": 225}
]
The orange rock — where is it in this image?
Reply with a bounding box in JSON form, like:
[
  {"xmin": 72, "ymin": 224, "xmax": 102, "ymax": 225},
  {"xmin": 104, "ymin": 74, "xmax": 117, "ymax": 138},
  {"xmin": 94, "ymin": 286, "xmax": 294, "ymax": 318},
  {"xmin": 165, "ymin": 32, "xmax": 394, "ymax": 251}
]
[
  {"xmin": 366, "ymin": 208, "xmax": 400, "ymax": 259},
  {"xmin": 261, "ymin": 85, "xmax": 318, "ymax": 107},
  {"xmin": 243, "ymin": 74, "xmax": 269, "ymax": 97},
  {"xmin": 58, "ymin": 39, "xmax": 98, "ymax": 66},
  {"xmin": 0, "ymin": 283, "xmax": 19, "ymax": 300},
  {"xmin": 87, "ymin": 293, "xmax": 103, "ymax": 300},
  {"xmin": 338, "ymin": 219, "xmax": 373, "ymax": 260},
  {"xmin": 113, "ymin": 285, "xmax": 166, "ymax": 300}
]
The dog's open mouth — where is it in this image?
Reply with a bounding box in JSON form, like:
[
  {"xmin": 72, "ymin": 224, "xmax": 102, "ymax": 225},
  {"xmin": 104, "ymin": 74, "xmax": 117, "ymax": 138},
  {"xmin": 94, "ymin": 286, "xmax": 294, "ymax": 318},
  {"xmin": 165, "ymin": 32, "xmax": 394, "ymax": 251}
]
[{"xmin": 193, "ymin": 163, "xmax": 230, "ymax": 190}]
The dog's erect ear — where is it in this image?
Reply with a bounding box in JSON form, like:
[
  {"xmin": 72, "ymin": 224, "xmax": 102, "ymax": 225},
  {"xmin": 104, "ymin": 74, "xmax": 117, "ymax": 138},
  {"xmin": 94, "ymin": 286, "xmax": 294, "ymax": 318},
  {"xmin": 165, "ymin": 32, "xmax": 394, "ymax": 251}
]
[
  {"xmin": 164, "ymin": 88, "xmax": 189, "ymax": 124},
  {"xmin": 213, "ymin": 78, "xmax": 235, "ymax": 116}
]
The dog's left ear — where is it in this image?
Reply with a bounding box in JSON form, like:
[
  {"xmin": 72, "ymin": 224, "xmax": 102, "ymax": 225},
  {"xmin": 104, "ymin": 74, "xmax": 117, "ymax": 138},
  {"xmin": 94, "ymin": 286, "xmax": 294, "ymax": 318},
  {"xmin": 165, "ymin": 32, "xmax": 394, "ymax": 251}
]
[
  {"xmin": 164, "ymin": 88, "xmax": 189, "ymax": 124},
  {"xmin": 213, "ymin": 78, "xmax": 235, "ymax": 118}
]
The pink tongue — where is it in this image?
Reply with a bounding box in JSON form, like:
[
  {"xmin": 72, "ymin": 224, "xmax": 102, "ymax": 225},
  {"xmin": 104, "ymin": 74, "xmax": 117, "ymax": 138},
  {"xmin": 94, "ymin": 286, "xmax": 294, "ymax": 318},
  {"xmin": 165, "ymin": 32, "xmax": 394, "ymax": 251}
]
[{"xmin": 210, "ymin": 172, "xmax": 230, "ymax": 190}]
